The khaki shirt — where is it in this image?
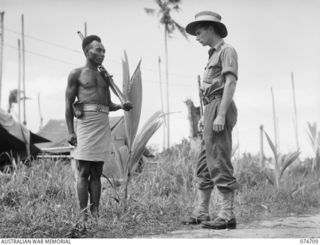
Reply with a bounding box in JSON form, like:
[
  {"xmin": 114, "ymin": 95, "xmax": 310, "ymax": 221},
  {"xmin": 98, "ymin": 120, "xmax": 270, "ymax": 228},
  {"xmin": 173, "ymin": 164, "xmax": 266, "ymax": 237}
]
[{"xmin": 202, "ymin": 39, "xmax": 238, "ymax": 95}]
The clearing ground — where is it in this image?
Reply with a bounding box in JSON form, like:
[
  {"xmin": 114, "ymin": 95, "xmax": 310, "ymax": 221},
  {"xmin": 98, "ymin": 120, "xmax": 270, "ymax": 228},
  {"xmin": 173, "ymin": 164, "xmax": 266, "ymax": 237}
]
[{"xmin": 140, "ymin": 214, "xmax": 320, "ymax": 238}]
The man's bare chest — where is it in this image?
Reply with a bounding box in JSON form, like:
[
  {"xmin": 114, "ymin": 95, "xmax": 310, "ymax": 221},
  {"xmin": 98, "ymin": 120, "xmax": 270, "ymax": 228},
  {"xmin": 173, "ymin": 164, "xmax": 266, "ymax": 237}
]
[{"xmin": 78, "ymin": 70, "xmax": 107, "ymax": 89}]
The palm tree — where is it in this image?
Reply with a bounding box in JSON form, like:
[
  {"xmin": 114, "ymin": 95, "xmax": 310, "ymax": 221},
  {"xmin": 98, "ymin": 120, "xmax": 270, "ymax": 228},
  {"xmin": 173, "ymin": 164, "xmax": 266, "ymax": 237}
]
[{"xmin": 145, "ymin": 0, "xmax": 187, "ymax": 149}]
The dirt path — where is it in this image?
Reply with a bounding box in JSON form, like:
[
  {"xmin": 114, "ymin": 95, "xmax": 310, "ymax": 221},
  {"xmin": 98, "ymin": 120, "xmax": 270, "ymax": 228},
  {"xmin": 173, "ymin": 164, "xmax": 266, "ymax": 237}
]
[{"xmin": 140, "ymin": 214, "xmax": 320, "ymax": 238}]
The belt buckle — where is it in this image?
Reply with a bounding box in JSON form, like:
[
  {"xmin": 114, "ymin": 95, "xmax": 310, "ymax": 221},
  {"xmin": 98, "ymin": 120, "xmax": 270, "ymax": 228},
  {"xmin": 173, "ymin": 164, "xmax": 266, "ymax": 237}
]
[{"xmin": 97, "ymin": 104, "xmax": 102, "ymax": 112}]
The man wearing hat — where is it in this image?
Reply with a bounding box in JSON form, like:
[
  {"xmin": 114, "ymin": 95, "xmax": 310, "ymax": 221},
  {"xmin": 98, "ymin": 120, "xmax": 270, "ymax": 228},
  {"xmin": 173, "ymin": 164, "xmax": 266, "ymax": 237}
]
[{"xmin": 183, "ymin": 11, "xmax": 239, "ymax": 229}]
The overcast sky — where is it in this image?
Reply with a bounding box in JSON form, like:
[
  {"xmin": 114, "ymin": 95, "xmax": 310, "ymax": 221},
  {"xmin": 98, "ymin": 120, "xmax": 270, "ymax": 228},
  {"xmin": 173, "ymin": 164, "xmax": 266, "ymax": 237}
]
[{"xmin": 1, "ymin": 0, "xmax": 320, "ymax": 157}]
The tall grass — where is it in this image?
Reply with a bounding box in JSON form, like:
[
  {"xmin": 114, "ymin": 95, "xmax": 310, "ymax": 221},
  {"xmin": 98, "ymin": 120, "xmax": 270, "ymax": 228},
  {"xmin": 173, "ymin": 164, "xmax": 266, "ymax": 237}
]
[{"xmin": 1, "ymin": 140, "xmax": 320, "ymax": 238}]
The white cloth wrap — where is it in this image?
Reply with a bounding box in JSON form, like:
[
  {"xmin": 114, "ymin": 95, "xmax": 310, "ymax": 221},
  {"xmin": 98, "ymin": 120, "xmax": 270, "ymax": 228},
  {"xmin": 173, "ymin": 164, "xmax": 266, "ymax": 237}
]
[{"xmin": 73, "ymin": 111, "xmax": 111, "ymax": 162}]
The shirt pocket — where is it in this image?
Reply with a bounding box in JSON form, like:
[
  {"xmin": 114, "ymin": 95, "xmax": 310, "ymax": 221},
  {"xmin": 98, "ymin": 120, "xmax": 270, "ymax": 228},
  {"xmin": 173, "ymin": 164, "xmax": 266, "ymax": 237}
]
[{"xmin": 204, "ymin": 61, "xmax": 222, "ymax": 83}]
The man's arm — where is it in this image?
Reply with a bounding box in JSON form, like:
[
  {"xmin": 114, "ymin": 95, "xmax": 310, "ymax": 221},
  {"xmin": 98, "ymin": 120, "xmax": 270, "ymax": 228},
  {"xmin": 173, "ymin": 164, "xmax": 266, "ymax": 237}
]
[
  {"xmin": 65, "ymin": 69, "xmax": 79, "ymax": 146},
  {"xmin": 106, "ymin": 80, "xmax": 132, "ymax": 112},
  {"xmin": 213, "ymin": 74, "xmax": 237, "ymax": 132}
]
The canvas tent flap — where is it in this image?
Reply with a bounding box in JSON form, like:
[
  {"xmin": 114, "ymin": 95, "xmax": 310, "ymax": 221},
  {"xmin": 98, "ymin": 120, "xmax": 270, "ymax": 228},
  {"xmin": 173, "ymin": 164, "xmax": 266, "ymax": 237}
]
[
  {"xmin": 0, "ymin": 107, "xmax": 50, "ymax": 159},
  {"xmin": 0, "ymin": 108, "xmax": 30, "ymax": 145},
  {"xmin": 0, "ymin": 124, "xmax": 28, "ymax": 153},
  {"xmin": 30, "ymin": 132, "xmax": 51, "ymax": 144}
]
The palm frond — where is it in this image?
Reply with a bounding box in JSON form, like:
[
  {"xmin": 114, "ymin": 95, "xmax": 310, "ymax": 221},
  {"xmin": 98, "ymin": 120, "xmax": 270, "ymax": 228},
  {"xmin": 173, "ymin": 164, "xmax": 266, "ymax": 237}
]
[
  {"xmin": 144, "ymin": 8, "xmax": 156, "ymax": 16},
  {"xmin": 156, "ymin": 0, "xmax": 166, "ymax": 9},
  {"xmin": 124, "ymin": 60, "xmax": 142, "ymax": 149},
  {"xmin": 172, "ymin": 4, "xmax": 180, "ymax": 11},
  {"xmin": 173, "ymin": 20, "xmax": 188, "ymax": 39}
]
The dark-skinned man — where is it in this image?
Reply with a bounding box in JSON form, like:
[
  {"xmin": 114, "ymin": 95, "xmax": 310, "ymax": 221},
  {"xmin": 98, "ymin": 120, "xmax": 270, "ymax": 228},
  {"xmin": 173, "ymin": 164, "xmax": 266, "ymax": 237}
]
[
  {"xmin": 65, "ymin": 35, "xmax": 131, "ymax": 220},
  {"xmin": 183, "ymin": 11, "xmax": 239, "ymax": 229}
]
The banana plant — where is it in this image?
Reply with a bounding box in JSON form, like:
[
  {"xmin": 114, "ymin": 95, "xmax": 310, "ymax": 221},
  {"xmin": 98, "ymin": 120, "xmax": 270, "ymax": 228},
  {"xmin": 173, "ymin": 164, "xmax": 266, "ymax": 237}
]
[
  {"xmin": 264, "ymin": 130, "xmax": 300, "ymax": 189},
  {"xmin": 306, "ymin": 122, "xmax": 320, "ymax": 173},
  {"xmin": 113, "ymin": 52, "xmax": 166, "ymax": 209}
]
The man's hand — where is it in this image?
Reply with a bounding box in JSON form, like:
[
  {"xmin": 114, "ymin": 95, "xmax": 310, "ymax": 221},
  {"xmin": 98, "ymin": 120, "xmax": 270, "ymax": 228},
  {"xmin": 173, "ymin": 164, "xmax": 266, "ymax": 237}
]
[
  {"xmin": 67, "ymin": 133, "xmax": 77, "ymax": 146},
  {"xmin": 109, "ymin": 102, "xmax": 123, "ymax": 112},
  {"xmin": 213, "ymin": 114, "xmax": 226, "ymax": 132},
  {"xmin": 122, "ymin": 102, "xmax": 133, "ymax": 111},
  {"xmin": 198, "ymin": 116, "xmax": 204, "ymax": 132}
]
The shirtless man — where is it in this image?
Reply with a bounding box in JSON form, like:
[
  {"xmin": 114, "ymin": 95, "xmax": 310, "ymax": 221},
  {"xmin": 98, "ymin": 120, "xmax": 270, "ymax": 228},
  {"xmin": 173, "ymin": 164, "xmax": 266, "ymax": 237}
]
[{"xmin": 65, "ymin": 35, "xmax": 130, "ymax": 219}]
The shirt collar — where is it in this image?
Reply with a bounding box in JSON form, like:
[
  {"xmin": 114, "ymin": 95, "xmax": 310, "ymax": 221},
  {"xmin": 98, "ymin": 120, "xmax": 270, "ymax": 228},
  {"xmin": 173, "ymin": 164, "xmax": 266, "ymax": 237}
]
[{"xmin": 208, "ymin": 39, "xmax": 225, "ymax": 58}]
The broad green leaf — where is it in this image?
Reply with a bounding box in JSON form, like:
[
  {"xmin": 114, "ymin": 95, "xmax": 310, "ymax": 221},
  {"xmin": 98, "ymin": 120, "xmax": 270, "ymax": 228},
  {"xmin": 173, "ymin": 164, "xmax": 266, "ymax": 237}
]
[
  {"xmin": 129, "ymin": 111, "xmax": 165, "ymax": 172},
  {"xmin": 279, "ymin": 151, "xmax": 300, "ymax": 178},
  {"xmin": 124, "ymin": 60, "xmax": 142, "ymax": 149},
  {"xmin": 264, "ymin": 130, "xmax": 278, "ymax": 161},
  {"xmin": 113, "ymin": 145, "xmax": 129, "ymax": 178},
  {"xmin": 306, "ymin": 122, "xmax": 319, "ymax": 153},
  {"xmin": 122, "ymin": 52, "xmax": 131, "ymax": 146},
  {"xmin": 122, "ymin": 51, "xmax": 130, "ymax": 97},
  {"xmin": 135, "ymin": 111, "xmax": 165, "ymax": 139}
]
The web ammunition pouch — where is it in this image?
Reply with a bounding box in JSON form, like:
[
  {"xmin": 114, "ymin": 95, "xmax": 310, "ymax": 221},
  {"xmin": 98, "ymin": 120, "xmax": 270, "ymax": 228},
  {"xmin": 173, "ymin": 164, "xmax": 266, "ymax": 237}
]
[{"xmin": 73, "ymin": 101, "xmax": 84, "ymax": 119}]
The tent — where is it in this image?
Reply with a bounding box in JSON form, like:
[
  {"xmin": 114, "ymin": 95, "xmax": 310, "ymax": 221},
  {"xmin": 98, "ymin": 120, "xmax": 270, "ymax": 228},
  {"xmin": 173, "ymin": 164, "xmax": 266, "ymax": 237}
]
[{"xmin": 0, "ymin": 108, "xmax": 50, "ymax": 168}]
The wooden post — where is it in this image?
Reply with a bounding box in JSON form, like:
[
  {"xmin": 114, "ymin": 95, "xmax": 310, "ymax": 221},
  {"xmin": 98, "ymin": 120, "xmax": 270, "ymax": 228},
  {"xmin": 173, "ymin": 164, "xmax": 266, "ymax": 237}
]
[
  {"xmin": 270, "ymin": 87, "xmax": 278, "ymax": 151},
  {"xmin": 38, "ymin": 93, "xmax": 43, "ymax": 131},
  {"xmin": 17, "ymin": 39, "xmax": 21, "ymax": 123},
  {"xmin": 21, "ymin": 14, "xmax": 27, "ymax": 125},
  {"xmin": 84, "ymin": 22, "xmax": 87, "ymax": 37},
  {"xmin": 259, "ymin": 125, "xmax": 265, "ymax": 164},
  {"xmin": 164, "ymin": 26, "xmax": 170, "ymax": 148},
  {"xmin": 291, "ymin": 72, "xmax": 299, "ymax": 149},
  {"xmin": 158, "ymin": 56, "xmax": 166, "ymax": 150},
  {"xmin": 0, "ymin": 12, "xmax": 5, "ymax": 107}
]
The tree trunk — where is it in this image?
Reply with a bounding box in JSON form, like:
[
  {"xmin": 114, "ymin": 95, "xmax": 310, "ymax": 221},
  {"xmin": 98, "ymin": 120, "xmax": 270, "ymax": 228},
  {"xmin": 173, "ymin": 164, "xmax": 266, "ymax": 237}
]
[{"xmin": 158, "ymin": 56, "xmax": 166, "ymax": 150}]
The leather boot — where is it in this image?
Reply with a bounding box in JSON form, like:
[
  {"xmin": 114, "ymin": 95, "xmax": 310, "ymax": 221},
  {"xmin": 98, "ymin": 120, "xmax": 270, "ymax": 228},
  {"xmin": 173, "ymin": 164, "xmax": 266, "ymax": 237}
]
[
  {"xmin": 201, "ymin": 191, "xmax": 236, "ymax": 229},
  {"xmin": 182, "ymin": 188, "xmax": 212, "ymax": 225}
]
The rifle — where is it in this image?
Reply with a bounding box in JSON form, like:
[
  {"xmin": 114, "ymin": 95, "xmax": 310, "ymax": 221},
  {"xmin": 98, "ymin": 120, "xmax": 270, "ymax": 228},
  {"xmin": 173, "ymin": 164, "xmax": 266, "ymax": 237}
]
[
  {"xmin": 197, "ymin": 75, "xmax": 204, "ymax": 137},
  {"xmin": 77, "ymin": 31, "xmax": 133, "ymax": 111},
  {"xmin": 197, "ymin": 75, "xmax": 204, "ymax": 117}
]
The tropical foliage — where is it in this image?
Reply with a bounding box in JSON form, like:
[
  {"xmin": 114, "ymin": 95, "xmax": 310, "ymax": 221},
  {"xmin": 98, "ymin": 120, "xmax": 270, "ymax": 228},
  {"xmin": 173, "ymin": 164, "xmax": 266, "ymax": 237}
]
[
  {"xmin": 113, "ymin": 53, "xmax": 166, "ymax": 208},
  {"xmin": 264, "ymin": 130, "xmax": 300, "ymax": 189},
  {"xmin": 306, "ymin": 122, "xmax": 320, "ymax": 173}
]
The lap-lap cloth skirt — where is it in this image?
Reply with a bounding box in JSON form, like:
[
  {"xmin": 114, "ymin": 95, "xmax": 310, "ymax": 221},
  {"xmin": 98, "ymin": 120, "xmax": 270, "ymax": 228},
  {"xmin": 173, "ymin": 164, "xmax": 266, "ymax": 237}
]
[{"xmin": 73, "ymin": 111, "xmax": 111, "ymax": 162}]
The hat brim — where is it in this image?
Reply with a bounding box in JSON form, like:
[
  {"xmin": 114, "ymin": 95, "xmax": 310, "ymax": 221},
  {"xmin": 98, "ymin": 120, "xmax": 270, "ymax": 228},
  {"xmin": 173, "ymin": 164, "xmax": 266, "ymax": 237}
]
[{"xmin": 185, "ymin": 20, "xmax": 228, "ymax": 38}]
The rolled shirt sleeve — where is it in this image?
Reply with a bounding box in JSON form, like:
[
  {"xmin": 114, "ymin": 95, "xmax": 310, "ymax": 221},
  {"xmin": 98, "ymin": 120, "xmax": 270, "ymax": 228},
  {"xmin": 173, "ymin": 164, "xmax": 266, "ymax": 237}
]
[{"xmin": 221, "ymin": 47, "xmax": 238, "ymax": 80}]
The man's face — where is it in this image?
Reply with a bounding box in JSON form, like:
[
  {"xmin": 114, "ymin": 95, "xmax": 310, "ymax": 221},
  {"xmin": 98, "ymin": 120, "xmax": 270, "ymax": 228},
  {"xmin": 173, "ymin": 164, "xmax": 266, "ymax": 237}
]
[
  {"xmin": 86, "ymin": 40, "xmax": 105, "ymax": 65},
  {"xmin": 195, "ymin": 26, "xmax": 213, "ymax": 46}
]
